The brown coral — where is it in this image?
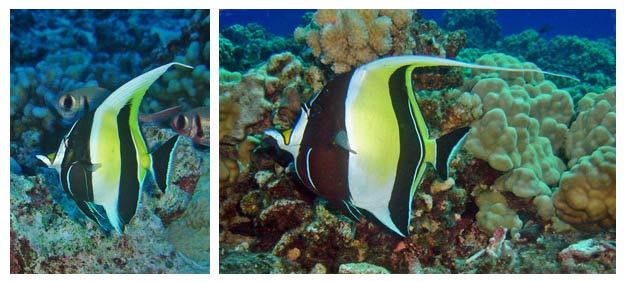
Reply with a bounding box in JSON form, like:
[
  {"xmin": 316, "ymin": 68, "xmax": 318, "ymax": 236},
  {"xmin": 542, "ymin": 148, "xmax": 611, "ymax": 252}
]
[
  {"xmin": 565, "ymin": 87, "xmax": 615, "ymax": 168},
  {"xmin": 299, "ymin": 9, "xmax": 465, "ymax": 73},
  {"xmin": 553, "ymin": 146, "xmax": 615, "ymax": 231},
  {"xmin": 219, "ymin": 52, "xmax": 324, "ymax": 143}
]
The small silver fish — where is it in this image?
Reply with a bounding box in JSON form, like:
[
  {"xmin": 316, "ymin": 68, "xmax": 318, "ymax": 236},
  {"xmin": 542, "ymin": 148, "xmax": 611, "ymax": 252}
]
[
  {"xmin": 139, "ymin": 105, "xmax": 183, "ymax": 123},
  {"xmin": 171, "ymin": 106, "xmax": 209, "ymax": 146},
  {"xmin": 55, "ymin": 86, "xmax": 110, "ymax": 122}
]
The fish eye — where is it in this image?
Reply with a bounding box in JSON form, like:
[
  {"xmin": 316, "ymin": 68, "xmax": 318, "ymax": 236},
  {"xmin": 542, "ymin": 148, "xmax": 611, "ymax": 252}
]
[
  {"xmin": 60, "ymin": 95, "xmax": 75, "ymax": 111},
  {"xmin": 174, "ymin": 115, "xmax": 187, "ymax": 130}
]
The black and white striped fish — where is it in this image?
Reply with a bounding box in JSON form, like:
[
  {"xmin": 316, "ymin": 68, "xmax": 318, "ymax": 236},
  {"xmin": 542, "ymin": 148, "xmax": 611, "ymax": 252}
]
[
  {"xmin": 266, "ymin": 55, "xmax": 577, "ymax": 237},
  {"xmin": 37, "ymin": 63, "xmax": 192, "ymax": 234}
]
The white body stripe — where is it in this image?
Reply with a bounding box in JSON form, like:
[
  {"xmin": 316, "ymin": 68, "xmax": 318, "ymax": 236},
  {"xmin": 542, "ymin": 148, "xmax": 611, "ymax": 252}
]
[
  {"xmin": 305, "ymin": 148, "xmax": 318, "ymax": 193},
  {"xmin": 405, "ymin": 100, "xmax": 423, "ymax": 233},
  {"xmin": 343, "ymin": 200, "xmax": 361, "ymax": 222},
  {"xmin": 90, "ymin": 107, "xmax": 123, "ymax": 232},
  {"xmin": 357, "ymin": 55, "xmax": 577, "ymax": 81},
  {"xmin": 100, "ymin": 63, "xmax": 192, "ymax": 110}
]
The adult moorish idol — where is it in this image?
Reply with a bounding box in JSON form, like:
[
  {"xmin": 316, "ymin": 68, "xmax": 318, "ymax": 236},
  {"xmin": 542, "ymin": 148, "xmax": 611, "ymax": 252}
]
[
  {"xmin": 266, "ymin": 55, "xmax": 577, "ymax": 237},
  {"xmin": 37, "ymin": 62, "xmax": 192, "ymax": 235}
]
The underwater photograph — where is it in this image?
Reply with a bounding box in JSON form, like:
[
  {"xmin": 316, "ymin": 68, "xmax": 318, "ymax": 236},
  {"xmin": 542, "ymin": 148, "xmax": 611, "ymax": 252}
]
[
  {"xmin": 218, "ymin": 9, "xmax": 615, "ymax": 274},
  {"xmin": 10, "ymin": 9, "xmax": 210, "ymax": 273}
]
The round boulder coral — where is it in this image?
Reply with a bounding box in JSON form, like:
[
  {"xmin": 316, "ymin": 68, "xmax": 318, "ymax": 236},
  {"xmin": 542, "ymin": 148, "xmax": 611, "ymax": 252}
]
[
  {"xmin": 565, "ymin": 87, "xmax": 615, "ymax": 168},
  {"xmin": 553, "ymin": 146, "xmax": 615, "ymax": 231},
  {"xmin": 475, "ymin": 191, "xmax": 523, "ymax": 236}
]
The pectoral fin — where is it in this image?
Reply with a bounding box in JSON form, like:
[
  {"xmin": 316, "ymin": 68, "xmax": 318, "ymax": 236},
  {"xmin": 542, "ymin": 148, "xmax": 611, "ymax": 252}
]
[
  {"xmin": 335, "ymin": 130, "xmax": 357, "ymax": 154},
  {"xmin": 36, "ymin": 154, "xmax": 53, "ymax": 167},
  {"xmin": 66, "ymin": 161, "xmax": 96, "ymax": 202}
]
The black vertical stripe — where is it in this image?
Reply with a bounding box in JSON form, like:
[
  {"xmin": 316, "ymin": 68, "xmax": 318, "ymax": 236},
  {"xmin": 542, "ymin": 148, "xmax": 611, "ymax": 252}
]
[
  {"xmin": 152, "ymin": 134, "xmax": 180, "ymax": 193},
  {"xmin": 387, "ymin": 66, "xmax": 425, "ymax": 236},
  {"xmin": 116, "ymin": 104, "xmax": 141, "ymax": 230},
  {"xmin": 61, "ymin": 111, "xmax": 96, "ymax": 202},
  {"xmin": 297, "ymin": 72, "xmax": 353, "ymax": 203},
  {"xmin": 60, "ymin": 112, "xmax": 96, "ymax": 202},
  {"xmin": 194, "ymin": 114, "xmax": 204, "ymax": 138}
]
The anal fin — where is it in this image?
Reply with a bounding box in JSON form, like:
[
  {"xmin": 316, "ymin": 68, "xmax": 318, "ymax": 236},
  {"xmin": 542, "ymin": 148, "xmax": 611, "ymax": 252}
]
[
  {"xmin": 151, "ymin": 135, "xmax": 181, "ymax": 193},
  {"xmin": 435, "ymin": 127, "xmax": 471, "ymax": 179},
  {"xmin": 75, "ymin": 200, "xmax": 113, "ymax": 233}
]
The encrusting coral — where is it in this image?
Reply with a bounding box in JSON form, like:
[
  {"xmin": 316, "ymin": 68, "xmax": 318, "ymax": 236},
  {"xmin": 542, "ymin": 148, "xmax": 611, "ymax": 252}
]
[
  {"xmin": 219, "ymin": 52, "xmax": 324, "ymax": 144},
  {"xmin": 167, "ymin": 152, "xmax": 210, "ymax": 269}
]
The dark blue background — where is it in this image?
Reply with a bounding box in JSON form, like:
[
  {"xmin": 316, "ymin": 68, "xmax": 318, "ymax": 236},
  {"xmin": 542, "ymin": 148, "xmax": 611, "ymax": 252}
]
[{"xmin": 220, "ymin": 9, "xmax": 616, "ymax": 40}]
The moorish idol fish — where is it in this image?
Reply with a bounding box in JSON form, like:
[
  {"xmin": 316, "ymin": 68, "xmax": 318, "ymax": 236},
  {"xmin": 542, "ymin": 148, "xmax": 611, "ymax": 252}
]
[
  {"xmin": 170, "ymin": 106, "xmax": 210, "ymax": 146},
  {"xmin": 37, "ymin": 63, "xmax": 192, "ymax": 234},
  {"xmin": 55, "ymin": 86, "xmax": 111, "ymax": 124},
  {"xmin": 266, "ymin": 55, "xmax": 576, "ymax": 237}
]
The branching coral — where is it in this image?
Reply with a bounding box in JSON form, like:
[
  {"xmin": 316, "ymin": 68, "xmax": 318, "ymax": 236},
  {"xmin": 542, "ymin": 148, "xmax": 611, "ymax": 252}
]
[{"xmin": 296, "ymin": 9, "xmax": 466, "ymax": 73}]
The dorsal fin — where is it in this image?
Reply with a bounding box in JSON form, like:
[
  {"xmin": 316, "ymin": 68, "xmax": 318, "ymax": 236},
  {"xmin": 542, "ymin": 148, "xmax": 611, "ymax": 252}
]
[
  {"xmin": 357, "ymin": 55, "xmax": 579, "ymax": 82},
  {"xmin": 435, "ymin": 127, "xmax": 471, "ymax": 179},
  {"xmin": 98, "ymin": 63, "xmax": 193, "ymax": 113}
]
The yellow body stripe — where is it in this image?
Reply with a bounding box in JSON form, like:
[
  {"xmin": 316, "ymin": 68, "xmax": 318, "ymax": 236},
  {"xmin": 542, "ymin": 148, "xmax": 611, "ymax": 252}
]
[
  {"xmin": 90, "ymin": 108, "xmax": 121, "ymax": 207},
  {"xmin": 347, "ymin": 68, "xmax": 401, "ymax": 184},
  {"xmin": 129, "ymin": 95, "xmax": 151, "ymax": 180}
]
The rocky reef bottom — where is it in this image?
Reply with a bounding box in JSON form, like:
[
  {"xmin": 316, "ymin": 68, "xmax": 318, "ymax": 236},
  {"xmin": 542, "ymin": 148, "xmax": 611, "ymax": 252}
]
[
  {"xmin": 10, "ymin": 135, "xmax": 210, "ymax": 274},
  {"xmin": 219, "ymin": 199, "xmax": 615, "ymax": 274}
]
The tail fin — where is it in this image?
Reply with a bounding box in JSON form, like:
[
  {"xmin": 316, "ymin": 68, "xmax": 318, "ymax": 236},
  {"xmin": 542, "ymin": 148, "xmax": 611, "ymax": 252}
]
[
  {"xmin": 435, "ymin": 127, "xmax": 471, "ymax": 179},
  {"xmin": 151, "ymin": 135, "xmax": 181, "ymax": 193}
]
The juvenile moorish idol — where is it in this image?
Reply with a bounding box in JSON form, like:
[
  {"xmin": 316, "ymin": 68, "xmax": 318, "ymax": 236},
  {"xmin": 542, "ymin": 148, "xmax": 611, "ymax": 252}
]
[
  {"xmin": 266, "ymin": 55, "xmax": 576, "ymax": 237},
  {"xmin": 55, "ymin": 86, "xmax": 111, "ymax": 124},
  {"xmin": 37, "ymin": 63, "xmax": 192, "ymax": 234},
  {"xmin": 170, "ymin": 106, "xmax": 210, "ymax": 146}
]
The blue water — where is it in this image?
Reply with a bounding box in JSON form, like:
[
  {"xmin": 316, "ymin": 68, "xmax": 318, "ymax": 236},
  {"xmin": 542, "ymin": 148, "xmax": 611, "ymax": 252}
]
[
  {"xmin": 220, "ymin": 9, "xmax": 615, "ymax": 40},
  {"xmin": 420, "ymin": 9, "xmax": 616, "ymax": 40}
]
